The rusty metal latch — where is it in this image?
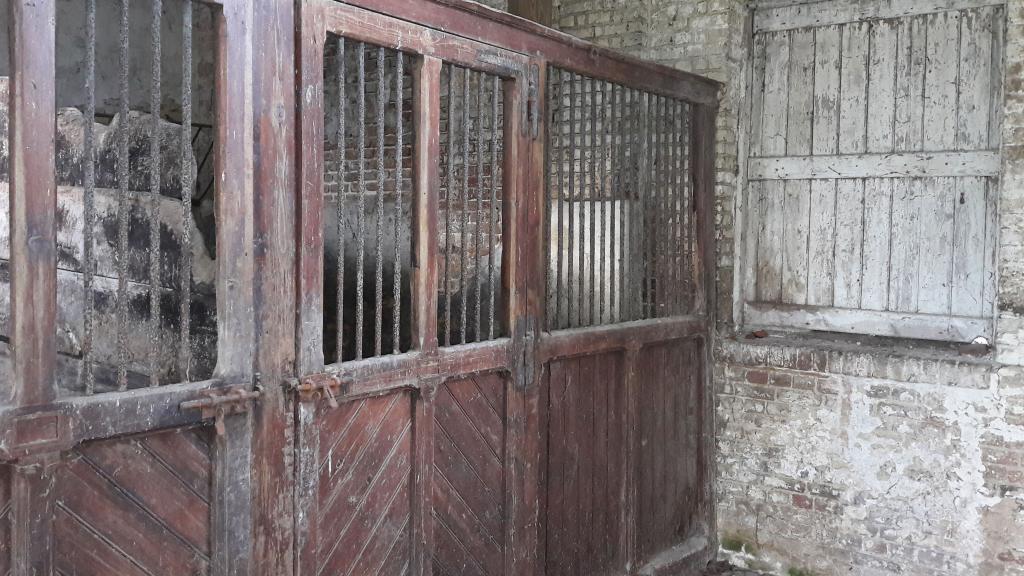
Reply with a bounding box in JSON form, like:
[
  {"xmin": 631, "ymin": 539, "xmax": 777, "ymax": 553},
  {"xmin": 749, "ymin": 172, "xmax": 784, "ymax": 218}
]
[
  {"xmin": 180, "ymin": 386, "xmax": 261, "ymax": 435},
  {"xmin": 289, "ymin": 377, "xmax": 349, "ymax": 408}
]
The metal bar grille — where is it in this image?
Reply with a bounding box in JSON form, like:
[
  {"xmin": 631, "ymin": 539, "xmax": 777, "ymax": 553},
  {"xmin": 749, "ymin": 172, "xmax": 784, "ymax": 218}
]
[
  {"xmin": 439, "ymin": 63, "xmax": 506, "ymax": 346},
  {"xmin": 324, "ymin": 37, "xmax": 413, "ymax": 363},
  {"xmin": 48, "ymin": 0, "xmax": 216, "ymax": 393},
  {"xmin": 545, "ymin": 68, "xmax": 695, "ymax": 330}
]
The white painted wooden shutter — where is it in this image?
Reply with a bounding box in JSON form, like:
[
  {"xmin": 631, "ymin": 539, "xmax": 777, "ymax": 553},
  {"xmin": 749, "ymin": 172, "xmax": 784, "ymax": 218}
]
[{"xmin": 742, "ymin": 0, "xmax": 1004, "ymax": 342}]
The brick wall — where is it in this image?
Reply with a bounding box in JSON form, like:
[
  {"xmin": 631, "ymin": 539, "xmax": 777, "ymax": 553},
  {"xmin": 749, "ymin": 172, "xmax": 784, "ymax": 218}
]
[{"xmin": 550, "ymin": 0, "xmax": 1024, "ymax": 574}]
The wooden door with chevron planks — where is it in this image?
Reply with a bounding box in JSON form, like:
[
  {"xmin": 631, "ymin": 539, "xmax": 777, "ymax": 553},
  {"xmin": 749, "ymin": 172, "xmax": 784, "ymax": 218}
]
[{"xmin": 0, "ymin": 0, "xmax": 715, "ymax": 573}]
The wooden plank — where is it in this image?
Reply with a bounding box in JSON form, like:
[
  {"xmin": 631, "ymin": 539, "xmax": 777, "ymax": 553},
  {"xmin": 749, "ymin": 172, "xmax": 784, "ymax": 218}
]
[
  {"xmin": 894, "ymin": 15, "xmax": 927, "ymax": 152},
  {"xmin": 744, "ymin": 301, "xmax": 992, "ymax": 342},
  {"xmin": 957, "ymin": 6, "xmax": 995, "ymax": 151},
  {"xmin": 861, "ymin": 178, "xmax": 893, "ymax": 310},
  {"xmin": 413, "ymin": 57, "xmax": 443, "ymax": 353},
  {"xmin": 747, "ymin": 151, "xmax": 1002, "ymax": 179},
  {"xmin": 297, "ymin": 0, "xmax": 327, "ymax": 375},
  {"xmin": 537, "ymin": 316, "xmax": 704, "ymax": 362},
  {"xmin": 917, "ymin": 13, "xmax": 960, "ymax": 314},
  {"xmin": 754, "ymin": 0, "xmax": 1005, "ymax": 32},
  {"xmin": 838, "ymin": 22, "xmax": 869, "ymax": 155},
  {"xmin": 807, "ymin": 180, "xmax": 837, "ymax": 306},
  {"xmin": 780, "ymin": 29, "xmax": 813, "ymax": 305},
  {"xmin": 760, "ymin": 31, "xmax": 790, "ymax": 157},
  {"xmin": 952, "ymin": 9, "xmax": 996, "ymax": 317},
  {"xmin": 888, "ymin": 178, "xmax": 922, "ymax": 310},
  {"xmin": 754, "ymin": 32, "xmax": 788, "ymax": 304},
  {"xmin": 508, "ymin": 0, "xmax": 553, "ymax": 26},
  {"xmin": 813, "ymin": 25, "xmax": 842, "ymax": 157},
  {"xmin": 867, "ymin": 19, "xmax": 898, "ymax": 153},
  {"xmin": 410, "ymin": 381, "xmax": 437, "ymax": 576},
  {"xmin": 251, "ymin": 0, "xmax": 297, "ymax": 573},
  {"xmin": 11, "ymin": 454, "xmax": 59, "ymax": 575},
  {"xmin": 834, "ymin": 179, "xmax": 864, "ymax": 308},
  {"xmin": 342, "ymin": 0, "xmax": 721, "ymax": 105},
  {"xmin": 924, "ymin": 11, "xmax": 961, "ymax": 152},
  {"xmin": 9, "ymin": 0, "xmax": 57, "ymax": 407},
  {"xmin": 952, "ymin": 178, "xmax": 989, "ymax": 316}
]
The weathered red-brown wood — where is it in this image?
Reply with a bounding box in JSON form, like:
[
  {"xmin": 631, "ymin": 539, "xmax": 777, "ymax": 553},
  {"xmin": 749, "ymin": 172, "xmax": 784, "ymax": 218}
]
[
  {"xmin": 342, "ymin": 0, "xmax": 719, "ymax": 105},
  {"xmin": 251, "ymin": 0, "xmax": 297, "ymax": 573},
  {"xmin": 11, "ymin": 453, "xmax": 59, "ymax": 575},
  {"xmin": 9, "ymin": 0, "xmax": 57, "ymax": 408},
  {"xmin": 413, "ymin": 56, "xmax": 443, "ymax": 354}
]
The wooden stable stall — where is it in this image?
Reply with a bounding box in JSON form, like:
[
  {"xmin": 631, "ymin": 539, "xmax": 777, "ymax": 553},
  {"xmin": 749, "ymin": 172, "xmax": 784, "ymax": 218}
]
[{"xmin": 0, "ymin": 0, "xmax": 718, "ymax": 574}]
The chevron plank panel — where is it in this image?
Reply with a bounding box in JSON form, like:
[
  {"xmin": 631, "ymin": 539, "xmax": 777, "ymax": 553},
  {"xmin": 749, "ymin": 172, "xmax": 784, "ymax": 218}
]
[
  {"xmin": 317, "ymin": 392, "xmax": 413, "ymax": 576},
  {"xmin": 636, "ymin": 339, "xmax": 702, "ymax": 563},
  {"xmin": 431, "ymin": 372, "xmax": 507, "ymax": 576},
  {"xmin": 544, "ymin": 352, "xmax": 626, "ymax": 576},
  {"xmin": 0, "ymin": 465, "xmax": 10, "ymax": 576},
  {"xmin": 54, "ymin": 426, "xmax": 212, "ymax": 576}
]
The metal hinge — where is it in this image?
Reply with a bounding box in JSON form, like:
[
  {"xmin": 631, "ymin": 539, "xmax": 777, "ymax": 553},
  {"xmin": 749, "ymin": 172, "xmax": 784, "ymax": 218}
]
[
  {"xmin": 524, "ymin": 63, "xmax": 540, "ymax": 139},
  {"xmin": 179, "ymin": 384, "xmax": 261, "ymax": 435},
  {"xmin": 288, "ymin": 376, "xmax": 348, "ymax": 408}
]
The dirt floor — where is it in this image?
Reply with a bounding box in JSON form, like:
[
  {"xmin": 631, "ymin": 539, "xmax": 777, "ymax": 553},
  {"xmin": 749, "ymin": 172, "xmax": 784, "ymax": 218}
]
[{"xmin": 703, "ymin": 560, "xmax": 769, "ymax": 575}]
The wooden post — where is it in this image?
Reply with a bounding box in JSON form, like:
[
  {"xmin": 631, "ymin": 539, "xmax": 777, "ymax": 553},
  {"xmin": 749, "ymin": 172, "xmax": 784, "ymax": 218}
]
[
  {"xmin": 412, "ymin": 56, "xmax": 442, "ymax": 354},
  {"xmin": 251, "ymin": 0, "xmax": 297, "ymax": 573},
  {"xmin": 11, "ymin": 454, "xmax": 60, "ymax": 575},
  {"xmin": 8, "ymin": 0, "xmax": 57, "ymax": 407}
]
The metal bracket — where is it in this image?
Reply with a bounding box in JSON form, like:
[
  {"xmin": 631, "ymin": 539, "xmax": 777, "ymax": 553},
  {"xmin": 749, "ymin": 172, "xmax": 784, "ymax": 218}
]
[
  {"xmin": 289, "ymin": 376, "xmax": 349, "ymax": 408},
  {"xmin": 179, "ymin": 386, "xmax": 261, "ymax": 435},
  {"xmin": 526, "ymin": 63, "xmax": 540, "ymax": 139}
]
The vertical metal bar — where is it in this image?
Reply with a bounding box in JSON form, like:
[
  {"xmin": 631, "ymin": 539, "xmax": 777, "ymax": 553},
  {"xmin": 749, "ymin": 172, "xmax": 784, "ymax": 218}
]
[
  {"xmin": 487, "ymin": 75, "xmax": 499, "ymax": 340},
  {"xmin": 83, "ymin": 0, "xmax": 97, "ymax": 393},
  {"xmin": 474, "ymin": 71, "xmax": 485, "ymax": 342},
  {"xmin": 374, "ymin": 47, "xmax": 386, "ymax": 357},
  {"xmin": 608, "ymin": 82, "xmax": 617, "ymax": 324},
  {"xmin": 653, "ymin": 95, "xmax": 663, "ymax": 318},
  {"xmin": 579, "ymin": 76, "xmax": 588, "ymax": 326},
  {"xmin": 668, "ymin": 98, "xmax": 678, "ymax": 315},
  {"xmin": 148, "ymin": 0, "xmax": 162, "ymax": 386},
  {"xmin": 566, "ymin": 72, "xmax": 576, "ymax": 328},
  {"xmin": 117, "ymin": 0, "xmax": 131, "ymax": 389},
  {"xmin": 684, "ymin": 103, "xmax": 693, "ymax": 311},
  {"xmin": 179, "ymin": 0, "xmax": 193, "ymax": 380},
  {"xmin": 356, "ymin": 41, "xmax": 367, "ymax": 360},
  {"xmin": 598, "ymin": 81, "xmax": 608, "ymax": 325},
  {"xmin": 641, "ymin": 91, "xmax": 651, "ymax": 319},
  {"xmin": 543, "ymin": 70, "xmax": 552, "ymax": 331},
  {"xmin": 459, "ymin": 67, "xmax": 470, "ymax": 344},
  {"xmin": 588, "ymin": 77, "xmax": 597, "ymax": 325},
  {"xmin": 336, "ymin": 37, "xmax": 347, "ymax": 361},
  {"xmin": 675, "ymin": 100, "xmax": 684, "ymax": 314},
  {"xmin": 443, "ymin": 66, "xmax": 455, "ymax": 347},
  {"xmin": 392, "ymin": 52, "xmax": 404, "ymax": 353},
  {"xmin": 554, "ymin": 70, "xmax": 565, "ymax": 330}
]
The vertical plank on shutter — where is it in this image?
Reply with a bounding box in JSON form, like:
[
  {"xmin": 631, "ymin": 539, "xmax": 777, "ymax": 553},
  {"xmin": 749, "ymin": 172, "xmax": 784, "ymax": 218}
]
[
  {"xmin": 744, "ymin": 34, "xmax": 768, "ymax": 305},
  {"xmin": 889, "ymin": 178, "xmax": 921, "ymax": 311},
  {"xmin": 952, "ymin": 8, "xmax": 994, "ymax": 318},
  {"xmin": 755, "ymin": 31, "xmax": 790, "ymax": 302},
  {"xmin": 894, "ymin": 15, "xmax": 926, "ymax": 153},
  {"xmin": 889, "ymin": 16, "xmax": 926, "ymax": 311},
  {"xmin": 862, "ymin": 178, "xmax": 892, "ymax": 310},
  {"xmin": 988, "ymin": 6, "xmax": 1005, "ymax": 151},
  {"xmin": 782, "ymin": 29, "xmax": 813, "ymax": 305},
  {"xmin": 867, "ymin": 19, "xmax": 897, "ymax": 154},
  {"xmin": 834, "ymin": 22, "xmax": 869, "ymax": 308},
  {"xmin": 918, "ymin": 12, "xmax": 960, "ymax": 315},
  {"xmin": 813, "ymin": 25, "xmax": 842, "ymax": 157},
  {"xmin": 862, "ymin": 19, "xmax": 898, "ymax": 310},
  {"xmin": 982, "ymin": 178, "xmax": 998, "ymax": 317},
  {"xmin": 834, "ymin": 180, "xmax": 864, "ymax": 308},
  {"xmin": 838, "ymin": 22, "xmax": 868, "ymax": 155},
  {"xmin": 808, "ymin": 25, "xmax": 841, "ymax": 307}
]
